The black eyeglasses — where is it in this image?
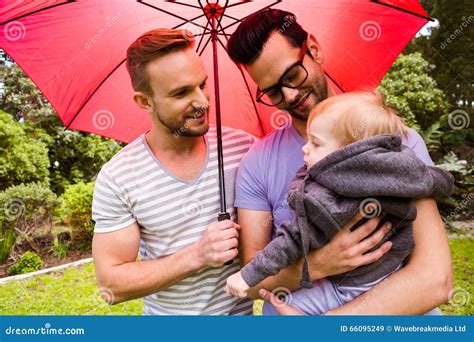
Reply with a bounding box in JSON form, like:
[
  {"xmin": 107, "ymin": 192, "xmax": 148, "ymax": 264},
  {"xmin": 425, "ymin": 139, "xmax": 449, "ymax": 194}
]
[{"xmin": 256, "ymin": 41, "xmax": 309, "ymax": 107}]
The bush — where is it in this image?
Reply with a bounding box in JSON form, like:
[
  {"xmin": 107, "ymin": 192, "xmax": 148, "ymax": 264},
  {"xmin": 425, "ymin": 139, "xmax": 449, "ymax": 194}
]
[
  {"xmin": 436, "ymin": 152, "xmax": 473, "ymax": 221},
  {"xmin": 7, "ymin": 251, "xmax": 43, "ymax": 275},
  {"xmin": 379, "ymin": 53, "xmax": 450, "ymax": 131},
  {"xmin": 0, "ymin": 111, "xmax": 50, "ymax": 190},
  {"xmin": 1, "ymin": 64, "xmax": 121, "ymax": 195},
  {"xmin": 0, "ymin": 183, "xmax": 58, "ymax": 252},
  {"xmin": 51, "ymin": 236, "xmax": 69, "ymax": 259},
  {"xmin": 47, "ymin": 132, "xmax": 121, "ymax": 195},
  {"xmin": 60, "ymin": 182, "xmax": 94, "ymax": 250},
  {"xmin": 0, "ymin": 221, "xmax": 15, "ymax": 264}
]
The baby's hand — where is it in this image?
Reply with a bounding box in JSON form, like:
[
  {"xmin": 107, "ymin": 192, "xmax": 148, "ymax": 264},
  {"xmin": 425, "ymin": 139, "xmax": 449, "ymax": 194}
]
[{"xmin": 225, "ymin": 271, "xmax": 250, "ymax": 298}]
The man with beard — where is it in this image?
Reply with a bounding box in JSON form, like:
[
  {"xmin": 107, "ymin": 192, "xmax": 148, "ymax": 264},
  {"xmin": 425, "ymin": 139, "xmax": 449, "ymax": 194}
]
[
  {"xmin": 92, "ymin": 29, "xmax": 254, "ymax": 315},
  {"xmin": 227, "ymin": 9, "xmax": 452, "ymax": 315}
]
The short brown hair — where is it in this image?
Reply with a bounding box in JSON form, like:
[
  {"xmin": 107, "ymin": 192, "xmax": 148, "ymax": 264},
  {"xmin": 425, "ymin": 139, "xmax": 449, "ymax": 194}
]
[
  {"xmin": 126, "ymin": 28, "xmax": 194, "ymax": 95},
  {"xmin": 308, "ymin": 91, "xmax": 408, "ymax": 145}
]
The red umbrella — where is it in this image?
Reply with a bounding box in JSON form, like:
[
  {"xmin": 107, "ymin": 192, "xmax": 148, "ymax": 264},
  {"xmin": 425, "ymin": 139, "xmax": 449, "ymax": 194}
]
[{"xmin": 0, "ymin": 0, "xmax": 431, "ymax": 219}]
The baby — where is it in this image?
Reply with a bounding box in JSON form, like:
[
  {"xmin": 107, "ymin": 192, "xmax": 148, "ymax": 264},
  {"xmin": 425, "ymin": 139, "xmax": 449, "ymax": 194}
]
[{"xmin": 225, "ymin": 91, "xmax": 454, "ymax": 315}]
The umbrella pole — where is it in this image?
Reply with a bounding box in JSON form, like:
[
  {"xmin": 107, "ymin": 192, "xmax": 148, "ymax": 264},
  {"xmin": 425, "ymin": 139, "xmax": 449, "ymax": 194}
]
[
  {"xmin": 210, "ymin": 12, "xmax": 233, "ymax": 266},
  {"xmin": 210, "ymin": 15, "xmax": 230, "ymax": 223}
]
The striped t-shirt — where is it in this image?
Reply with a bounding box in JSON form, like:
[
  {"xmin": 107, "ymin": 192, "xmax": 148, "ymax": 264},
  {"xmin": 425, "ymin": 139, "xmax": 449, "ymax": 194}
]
[{"xmin": 92, "ymin": 125, "xmax": 256, "ymax": 315}]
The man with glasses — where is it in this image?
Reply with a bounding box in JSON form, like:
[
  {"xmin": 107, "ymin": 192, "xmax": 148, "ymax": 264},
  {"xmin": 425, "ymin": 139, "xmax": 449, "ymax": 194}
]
[
  {"xmin": 255, "ymin": 41, "xmax": 315, "ymax": 111},
  {"xmin": 227, "ymin": 9, "xmax": 452, "ymax": 315}
]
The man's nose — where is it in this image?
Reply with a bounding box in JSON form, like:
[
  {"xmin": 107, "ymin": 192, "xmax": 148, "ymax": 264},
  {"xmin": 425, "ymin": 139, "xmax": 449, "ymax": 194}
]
[
  {"xmin": 281, "ymin": 86, "xmax": 299, "ymax": 105},
  {"xmin": 193, "ymin": 87, "xmax": 209, "ymax": 109}
]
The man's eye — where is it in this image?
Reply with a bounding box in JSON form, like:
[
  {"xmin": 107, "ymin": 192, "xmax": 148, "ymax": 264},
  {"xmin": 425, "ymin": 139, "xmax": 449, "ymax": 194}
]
[
  {"xmin": 283, "ymin": 71, "xmax": 297, "ymax": 83},
  {"xmin": 174, "ymin": 90, "xmax": 187, "ymax": 97},
  {"xmin": 200, "ymin": 82, "xmax": 207, "ymax": 89},
  {"xmin": 312, "ymin": 142, "xmax": 319, "ymax": 147},
  {"xmin": 266, "ymin": 88, "xmax": 279, "ymax": 98}
]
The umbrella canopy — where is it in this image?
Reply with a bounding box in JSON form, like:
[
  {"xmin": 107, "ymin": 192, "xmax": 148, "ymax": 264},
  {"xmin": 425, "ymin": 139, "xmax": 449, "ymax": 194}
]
[{"xmin": 0, "ymin": 0, "xmax": 431, "ymax": 143}]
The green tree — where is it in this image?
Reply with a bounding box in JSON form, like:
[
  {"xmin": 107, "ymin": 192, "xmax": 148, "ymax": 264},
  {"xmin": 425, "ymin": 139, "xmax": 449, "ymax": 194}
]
[
  {"xmin": 60, "ymin": 182, "xmax": 95, "ymax": 250},
  {"xmin": 47, "ymin": 131, "xmax": 121, "ymax": 194},
  {"xmin": 1, "ymin": 62, "xmax": 121, "ymax": 194},
  {"xmin": 379, "ymin": 53, "xmax": 451, "ymax": 131},
  {"xmin": 1, "ymin": 64, "xmax": 51, "ymax": 122},
  {"xmin": 403, "ymin": 0, "xmax": 473, "ymax": 167},
  {"xmin": 0, "ymin": 110, "xmax": 50, "ymax": 190},
  {"xmin": 405, "ymin": 0, "xmax": 473, "ymax": 113}
]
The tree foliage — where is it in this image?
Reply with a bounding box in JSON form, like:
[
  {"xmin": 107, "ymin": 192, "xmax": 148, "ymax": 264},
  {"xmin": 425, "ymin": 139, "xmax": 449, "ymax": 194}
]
[
  {"xmin": 379, "ymin": 53, "xmax": 450, "ymax": 131},
  {"xmin": 0, "ymin": 62, "xmax": 121, "ymax": 194},
  {"xmin": 0, "ymin": 111, "xmax": 50, "ymax": 190},
  {"xmin": 405, "ymin": 0, "xmax": 473, "ymax": 112}
]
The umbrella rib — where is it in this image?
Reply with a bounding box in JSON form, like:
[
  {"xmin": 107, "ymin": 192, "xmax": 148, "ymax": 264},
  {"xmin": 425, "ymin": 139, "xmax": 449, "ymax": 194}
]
[
  {"xmin": 216, "ymin": 35, "xmax": 265, "ymax": 136},
  {"xmin": 225, "ymin": 0, "xmax": 281, "ymax": 9},
  {"xmin": 215, "ymin": 0, "xmax": 230, "ymax": 32},
  {"xmin": 221, "ymin": 13, "xmax": 241, "ymax": 22},
  {"xmin": 209, "ymin": 0, "xmax": 230, "ymax": 39},
  {"xmin": 0, "ymin": 0, "xmax": 74, "ymax": 26},
  {"xmin": 324, "ymin": 70, "xmax": 345, "ymax": 93},
  {"xmin": 196, "ymin": 20, "xmax": 211, "ymax": 52},
  {"xmin": 215, "ymin": 18, "xmax": 232, "ymax": 41},
  {"xmin": 196, "ymin": 0, "xmax": 229, "ymax": 37},
  {"xmin": 64, "ymin": 58, "xmax": 126, "ymax": 130},
  {"xmin": 198, "ymin": 36, "xmax": 213, "ymax": 56},
  {"xmin": 171, "ymin": 12, "xmax": 209, "ymax": 31},
  {"xmin": 138, "ymin": 0, "xmax": 208, "ymax": 30},
  {"xmin": 194, "ymin": 1, "xmax": 214, "ymax": 56},
  {"xmin": 197, "ymin": 0, "xmax": 214, "ymax": 31},
  {"xmin": 217, "ymin": 1, "xmax": 281, "ymax": 33},
  {"xmin": 165, "ymin": 1, "xmax": 201, "ymax": 9},
  {"xmin": 370, "ymin": 0, "xmax": 434, "ymax": 21},
  {"xmin": 197, "ymin": 0, "xmax": 213, "ymax": 35}
]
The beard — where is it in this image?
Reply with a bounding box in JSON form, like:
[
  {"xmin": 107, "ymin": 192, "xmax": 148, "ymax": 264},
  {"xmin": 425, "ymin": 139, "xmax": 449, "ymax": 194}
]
[
  {"xmin": 287, "ymin": 69, "xmax": 328, "ymax": 121},
  {"xmin": 153, "ymin": 105, "xmax": 210, "ymax": 137}
]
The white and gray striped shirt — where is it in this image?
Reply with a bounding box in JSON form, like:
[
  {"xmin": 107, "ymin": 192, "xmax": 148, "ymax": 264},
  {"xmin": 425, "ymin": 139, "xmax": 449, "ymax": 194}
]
[{"xmin": 92, "ymin": 126, "xmax": 256, "ymax": 315}]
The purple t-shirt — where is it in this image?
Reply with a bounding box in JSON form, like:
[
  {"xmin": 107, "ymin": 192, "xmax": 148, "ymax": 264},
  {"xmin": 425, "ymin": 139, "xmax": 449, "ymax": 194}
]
[{"xmin": 234, "ymin": 121, "xmax": 434, "ymax": 314}]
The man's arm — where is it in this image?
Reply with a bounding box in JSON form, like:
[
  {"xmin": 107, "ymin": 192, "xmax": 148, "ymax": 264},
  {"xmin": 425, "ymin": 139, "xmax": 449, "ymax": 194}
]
[
  {"xmin": 326, "ymin": 198, "xmax": 453, "ymax": 314},
  {"xmin": 93, "ymin": 220, "xmax": 239, "ymax": 304},
  {"xmin": 238, "ymin": 208, "xmax": 393, "ymax": 299}
]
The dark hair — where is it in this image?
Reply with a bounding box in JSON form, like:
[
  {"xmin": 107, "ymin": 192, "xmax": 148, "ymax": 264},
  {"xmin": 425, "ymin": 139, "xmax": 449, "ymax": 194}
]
[
  {"xmin": 227, "ymin": 8, "xmax": 307, "ymax": 65},
  {"xmin": 126, "ymin": 28, "xmax": 194, "ymax": 95}
]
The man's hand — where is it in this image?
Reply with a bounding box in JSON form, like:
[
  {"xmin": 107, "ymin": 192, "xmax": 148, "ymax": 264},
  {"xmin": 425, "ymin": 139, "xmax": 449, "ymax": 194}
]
[
  {"xmin": 193, "ymin": 219, "xmax": 240, "ymax": 267},
  {"xmin": 308, "ymin": 213, "xmax": 393, "ymax": 278},
  {"xmin": 225, "ymin": 271, "xmax": 250, "ymax": 298}
]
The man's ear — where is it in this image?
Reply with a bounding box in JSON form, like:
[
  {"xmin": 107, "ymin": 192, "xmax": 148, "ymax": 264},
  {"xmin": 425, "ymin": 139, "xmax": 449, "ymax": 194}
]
[
  {"xmin": 133, "ymin": 91, "xmax": 154, "ymax": 114},
  {"xmin": 307, "ymin": 33, "xmax": 324, "ymax": 64}
]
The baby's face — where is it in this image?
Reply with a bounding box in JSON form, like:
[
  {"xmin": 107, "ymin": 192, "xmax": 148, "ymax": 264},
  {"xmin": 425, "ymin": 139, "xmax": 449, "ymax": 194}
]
[{"xmin": 302, "ymin": 114, "xmax": 344, "ymax": 168}]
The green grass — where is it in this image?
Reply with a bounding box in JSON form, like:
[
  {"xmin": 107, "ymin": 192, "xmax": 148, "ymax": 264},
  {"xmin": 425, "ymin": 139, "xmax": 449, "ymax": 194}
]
[
  {"xmin": 0, "ymin": 263, "xmax": 142, "ymax": 315},
  {"xmin": 0, "ymin": 239, "xmax": 472, "ymax": 315},
  {"xmin": 440, "ymin": 238, "xmax": 473, "ymax": 315}
]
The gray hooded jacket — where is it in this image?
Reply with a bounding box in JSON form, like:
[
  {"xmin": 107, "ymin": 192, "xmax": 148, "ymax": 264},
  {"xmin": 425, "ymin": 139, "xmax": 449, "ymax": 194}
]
[{"xmin": 241, "ymin": 135, "xmax": 454, "ymax": 288}]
